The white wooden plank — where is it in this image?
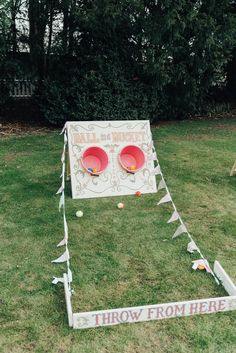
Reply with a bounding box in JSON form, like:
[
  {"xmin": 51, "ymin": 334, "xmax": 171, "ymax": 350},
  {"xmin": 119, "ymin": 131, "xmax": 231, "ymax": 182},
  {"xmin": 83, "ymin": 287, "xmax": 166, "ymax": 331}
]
[
  {"xmin": 214, "ymin": 261, "xmax": 236, "ymax": 296},
  {"xmin": 63, "ymin": 273, "xmax": 73, "ymax": 327},
  {"xmin": 72, "ymin": 295, "xmax": 236, "ymax": 329}
]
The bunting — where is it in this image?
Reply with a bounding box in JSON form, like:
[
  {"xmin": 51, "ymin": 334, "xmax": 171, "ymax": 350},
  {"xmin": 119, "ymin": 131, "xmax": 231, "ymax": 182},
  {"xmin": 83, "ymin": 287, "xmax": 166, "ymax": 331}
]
[
  {"xmin": 56, "ymin": 185, "xmax": 64, "ymax": 195},
  {"xmin": 148, "ymin": 152, "xmax": 157, "ymax": 161},
  {"xmin": 157, "ymin": 193, "xmax": 172, "ymax": 205},
  {"xmin": 172, "ymin": 224, "xmax": 188, "ymax": 239},
  {"xmin": 192, "ymin": 259, "xmax": 211, "ymax": 273},
  {"xmin": 187, "ymin": 240, "xmax": 199, "ymax": 253},
  {"xmin": 167, "ymin": 210, "xmax": 179, "ymax": 224},
  {"xmin": 153, "ymin": 165, "xmax": 161, "ymax": 176},
  {"xmin": 57, "ymin": 237, "xmax": 67, "ymax": 247},
  {"xmin": 52, "ymin": 276, "xmax": 65, "ymax": 284},
  {"xmin": 52, "ymin": 249, "xmax": 70, "ymax": 263},
  {"xmin": 59, "ymin": 193, "xmax": 65, "ymax": 211},
  {"xmin": 153, "ymin": 141, "xmax": 219, "ymax": 285},
  {"xmin": 157, "ymin": 179, "xmax": 166, "ymax": 192},
  {"xmin": 52, "ymin": 128, "xmax": 73, "ymax": 290}
]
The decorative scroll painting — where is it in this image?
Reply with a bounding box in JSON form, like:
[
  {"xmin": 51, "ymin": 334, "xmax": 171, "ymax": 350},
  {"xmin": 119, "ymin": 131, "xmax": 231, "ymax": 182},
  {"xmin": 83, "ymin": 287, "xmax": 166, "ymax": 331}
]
[{"xmin": 67, "ymin": 121, "xmax": 157, "ymax": 199}]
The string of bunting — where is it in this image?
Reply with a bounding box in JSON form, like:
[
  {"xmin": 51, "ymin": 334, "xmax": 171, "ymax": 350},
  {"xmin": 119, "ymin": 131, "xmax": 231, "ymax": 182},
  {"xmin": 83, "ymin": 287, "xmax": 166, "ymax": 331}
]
[
  {"xmin": 52, "ymin": 123, "xmax": 73, "ymax": 289},
  {"xmin": 150, "ymin": 142, "xmax": 220, "ymax": 285}
]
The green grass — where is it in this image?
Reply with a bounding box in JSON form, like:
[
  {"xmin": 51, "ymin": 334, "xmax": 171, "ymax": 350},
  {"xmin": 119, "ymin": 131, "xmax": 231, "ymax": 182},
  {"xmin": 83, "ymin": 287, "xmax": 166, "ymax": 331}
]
[{"xmin": 0, "ymin": 119, "xmax": 236, "ymax": 353}]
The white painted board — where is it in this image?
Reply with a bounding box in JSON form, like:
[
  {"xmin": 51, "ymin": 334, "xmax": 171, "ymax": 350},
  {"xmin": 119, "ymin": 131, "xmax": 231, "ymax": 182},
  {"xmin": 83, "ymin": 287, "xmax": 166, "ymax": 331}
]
[
  {"xmin": 214, "ymin": 261, "xmax": 236, "ymax": 296},
  {"xmin": 66, "ymin": 121, "xmax": 157, "ymax": 199},
  {"xmin": 72, "ymin": 295, "xmax": 236, "ymax": 329}
]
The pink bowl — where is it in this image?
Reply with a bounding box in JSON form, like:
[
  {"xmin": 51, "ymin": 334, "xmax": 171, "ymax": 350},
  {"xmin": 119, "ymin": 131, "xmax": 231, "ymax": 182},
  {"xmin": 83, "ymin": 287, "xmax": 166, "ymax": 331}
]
[
  {"xmin": 81, "ymin": 147, "xmax": 109, "ymax": 175},
  {"xmin": 119, "ymin": 145, "xmax": 145, "ymax": 173}
]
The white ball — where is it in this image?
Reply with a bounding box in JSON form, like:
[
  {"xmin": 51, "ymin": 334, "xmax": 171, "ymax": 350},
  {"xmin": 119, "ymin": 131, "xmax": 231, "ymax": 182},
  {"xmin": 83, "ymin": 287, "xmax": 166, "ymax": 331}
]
[
  {"xmin": 117, "ymin": 202, "xmax": 124, "ymax": 209},
  {"xmin": 76, "ymin": 210, "xmax": 83, "ymax": 218}
]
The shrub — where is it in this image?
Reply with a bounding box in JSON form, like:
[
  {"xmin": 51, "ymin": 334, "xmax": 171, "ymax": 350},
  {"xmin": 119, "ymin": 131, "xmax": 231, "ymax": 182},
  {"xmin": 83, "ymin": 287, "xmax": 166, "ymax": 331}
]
[{"xmin": 35, "ymin": 64, "xmax": 164, "ymax": 125}]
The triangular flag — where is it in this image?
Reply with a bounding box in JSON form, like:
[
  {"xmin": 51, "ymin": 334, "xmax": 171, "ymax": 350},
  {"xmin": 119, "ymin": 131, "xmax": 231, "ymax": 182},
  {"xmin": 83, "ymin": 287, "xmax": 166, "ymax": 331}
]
[
  {"xmin": 63, "ymin": 214, "xmax": 68, "ymax": 239},
  {"xmin": 56, "ymin": 185, "xmax": 64, "ymax": 195},
  {"xmin": 52, "ymin": 276, "xmax": 64, "ymax": 284},
  {"xmin": 157, "ymin": 193, "xmax": 172, "ymax": 205},
  {"xmin": 61, "ymin": 150, "xmax": 65, "ymax": 163},
  {"xmin": 167, "ymin": 210, "xmax": 179, "ymax": 223},
  {"xmin": 157, "ymin": 179, "xmax": 166, "ymax": 192},
  {"xmin": 61, "ymin": 163, "xmax": 65, "ymax": 179},
  {"xmin": 172, "ymin": 224, "xmax": 188, "ymax": 238},
  {"xmin": 148, "ymin": 140, "xmax": 154, "ymax": 150},
  {"xmin": 59, "ymin": 194, "xmax": 65, "ymax": 211},
  {"xmin": 68, "ymin": 268, "xmax": 73, "ymax": 283},
  {"xmin": 64, "ymin": 132, "xmax": 68, "ymax": 143},
  {"xmin": 52, "ymin": 249, "xmax": 70, "ymax": 263},
  {"xmin": 192, "ymin": 259, "xmax": 211, "ymax": 273},
  {"xmin": 153, "ymin": 165, "xmax": 161, "ymax": 176},
  {"xmin": 148, "ymin": 152, "xmax": 157, "ymax": 161},
  {"xmin": 57, "ymin": 237, "xmax": 67, "ymax": 247},
  {"xmin": 60, "ymin": 123, "xmax": 67, "ymax": 135},
  {"xmin": 187, "ymin": 240, "xmax": 199, "ymax": 253}
]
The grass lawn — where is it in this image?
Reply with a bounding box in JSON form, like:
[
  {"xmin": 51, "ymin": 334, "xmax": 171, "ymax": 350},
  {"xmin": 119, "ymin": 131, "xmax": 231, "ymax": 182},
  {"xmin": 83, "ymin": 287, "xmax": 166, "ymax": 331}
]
[{"xmin": 0, "ymin": 118, "xmax": 236, "ymax": 353}]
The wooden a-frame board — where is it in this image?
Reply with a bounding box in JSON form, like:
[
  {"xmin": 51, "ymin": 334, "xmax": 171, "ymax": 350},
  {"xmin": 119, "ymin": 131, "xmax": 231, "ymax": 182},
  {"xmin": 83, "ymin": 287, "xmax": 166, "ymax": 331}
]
[{"xmin": 66, "ymin": 121, "xmax": 157, "ymax": 199}]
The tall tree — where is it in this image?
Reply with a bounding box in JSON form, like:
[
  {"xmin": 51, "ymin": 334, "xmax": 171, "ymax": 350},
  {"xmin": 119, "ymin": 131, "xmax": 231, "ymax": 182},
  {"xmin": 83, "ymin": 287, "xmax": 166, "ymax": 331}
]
[{"xmin": 28, "ymin": 0, "xmax": 50, "ymax": 77}]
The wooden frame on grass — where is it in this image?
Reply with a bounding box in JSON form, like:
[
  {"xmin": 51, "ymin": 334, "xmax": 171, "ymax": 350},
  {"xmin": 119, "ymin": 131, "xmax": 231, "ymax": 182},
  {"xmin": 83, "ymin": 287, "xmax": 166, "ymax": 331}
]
[
  {"xmin": 60, "ymin": 122, "xmax": 236, "ymax": 330},
  {"xmin": 63, "ymin": 261, "xmax": 236, "ymax": 329}
]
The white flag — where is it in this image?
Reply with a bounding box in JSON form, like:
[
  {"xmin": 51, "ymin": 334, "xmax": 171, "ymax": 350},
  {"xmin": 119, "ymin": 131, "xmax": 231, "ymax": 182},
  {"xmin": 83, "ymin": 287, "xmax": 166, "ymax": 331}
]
[
  {"xmin": 157, "ymin": 179, "xmax": 166, "ymax": 192},
  {"xmin": 57, "ymin": 237, "xmax": 67, "ymax": 247},
  {"xmin": 52, "ymin": 276, "xmax": 64, "ymax": 284},
  {"xmin": 64, "ymin": 132, "xmax": 68, "ymax": 143},
  {"xmin": 63, "ymin": 214, "xmax": 68, "ymax": 239},
  {"xmin": 61, "ymin": 163, "xmax": 65, "ymax": 180},
  {"xmin": 157, "ymin": 193, "xmax": 172, "ymax": 205},
  {"xmin": 61, "ymin": 150, "xmax": 65, "ymax": 163},
  {"xmin": 187, "ymin": 240, "xmax": 199, "ymax": 253},
  {"xmin": 192, "ymin": 259, "xmax": 211, "ymax": 273},
  {"xmin": 52, "ymin": 249, "xmax": 70, "ymax": 263},
  {"xmin": 148, "ymin": 152, "xmax": 157, "ymax": 161},
  {"xmin": 59, "ymin": 194, "xmax": 65, "ymax": 211},
  {"xmin": 153, "ymin": 165, "xmax": 161, "ymax": 175},
  {"xmin": 172, "ymin": 224, "xmax": 188, "ymax": 238},
  {"xmin": 56, "ymin": 185, "xmax": 64, "ymax": 195},
  {"xmin": 167, "ymin": 210, "xmax": 179, "ymax": 223},
  {"xmin": 68, "ymin": 268, "xmax": 73, "ymax": 283},
  {"xmin": 60, "ymin": 123, "xmax": 67, "ymax": 135}
]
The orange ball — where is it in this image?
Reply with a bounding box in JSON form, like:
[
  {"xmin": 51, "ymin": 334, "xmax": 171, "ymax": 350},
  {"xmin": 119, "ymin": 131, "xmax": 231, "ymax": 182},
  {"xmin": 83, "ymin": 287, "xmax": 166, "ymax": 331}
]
[
  {"xmin": 197, "ymin": 265, "xmax": 205, "ymax": 271},
  {"xmin": 135, "ymin": 191, "xmax": 142, "ymax": 197}
]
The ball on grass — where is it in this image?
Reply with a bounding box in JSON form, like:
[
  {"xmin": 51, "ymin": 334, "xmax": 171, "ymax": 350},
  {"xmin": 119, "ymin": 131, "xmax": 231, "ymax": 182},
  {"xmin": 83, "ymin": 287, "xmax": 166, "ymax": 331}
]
[
  {"xmin": 117, "ymin": 202, "xmax": 124, "ymax": 209},
  {"xmin": 135, "ymin": 191, "xmax": 142, "ymax": 197},
  {"xmin": 197, "ymin": 264, "xmax": 205, "ymax": 271},
  {"xmin": 76, "ymin": 210, "xmax": 83, "ymax": 218}
]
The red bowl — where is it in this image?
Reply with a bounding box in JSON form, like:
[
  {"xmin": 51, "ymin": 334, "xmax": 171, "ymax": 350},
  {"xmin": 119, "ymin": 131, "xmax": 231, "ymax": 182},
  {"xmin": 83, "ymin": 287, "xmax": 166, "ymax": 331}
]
[
  {"xmin": 81, "ymin": 147, "xmax": 109, "ymax": 175},
  {"xmin": 119, "ymin": 145, "xmax": 145, "ymax": 173}
]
